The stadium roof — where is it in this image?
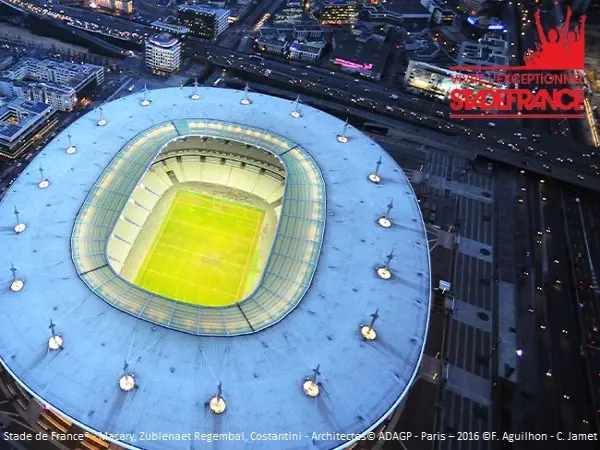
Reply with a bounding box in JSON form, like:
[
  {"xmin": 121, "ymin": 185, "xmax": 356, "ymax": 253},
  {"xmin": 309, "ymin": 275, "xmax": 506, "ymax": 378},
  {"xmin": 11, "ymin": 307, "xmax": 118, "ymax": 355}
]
[
  {"xmin": 0, "ymin": 87, "xmax": 431, "ymax": 450},
  {"xmin": 72, "ymin": 118, "xmax": 326, "ymax": 336}
]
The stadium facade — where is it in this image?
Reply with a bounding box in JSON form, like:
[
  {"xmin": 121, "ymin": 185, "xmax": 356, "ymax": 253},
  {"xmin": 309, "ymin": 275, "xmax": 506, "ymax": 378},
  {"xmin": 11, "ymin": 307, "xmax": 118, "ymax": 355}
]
[{"xmin": 0, "ymin": 87, "xmax": 431, "ymax": 450}]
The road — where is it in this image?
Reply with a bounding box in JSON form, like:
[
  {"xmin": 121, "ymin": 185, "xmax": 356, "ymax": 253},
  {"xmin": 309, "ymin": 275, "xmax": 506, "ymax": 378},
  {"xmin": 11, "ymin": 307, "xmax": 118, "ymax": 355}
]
[
  {"xmin": 4, "ymin": 0, "xmax": 599, "ymax": 190},
  {"xmin": 561, "ymin": 191, "xmax": 600, "ymax": 428},
  {"xmin": 192, "ymin": 44, "xmax": 600, "ymax": 189},
  {"xmin": 512, "ymin": 173, "xmax": 600, "ymax": 442}
]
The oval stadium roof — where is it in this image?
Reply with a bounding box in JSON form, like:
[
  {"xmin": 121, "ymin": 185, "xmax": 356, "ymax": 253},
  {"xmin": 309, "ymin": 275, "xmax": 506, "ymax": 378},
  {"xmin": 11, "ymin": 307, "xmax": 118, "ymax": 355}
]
[{"xmin": 0, "ymin": 87, "xmax": 431, "ymax": 450}]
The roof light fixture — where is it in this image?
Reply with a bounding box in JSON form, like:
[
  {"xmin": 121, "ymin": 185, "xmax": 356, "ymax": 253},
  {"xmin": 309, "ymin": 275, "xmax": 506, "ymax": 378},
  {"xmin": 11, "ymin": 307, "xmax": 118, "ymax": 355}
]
[
  {"xmin": 302, "ymin": 365, "xmax": 321, "ymax": 397},
  {"xmin": 240, "ymin": 83, "xmax": 252, "ymax": 105},
  {"xmin": 140, "ymin": 83, "xmax": 151, "ymax": 106},
  {"xmin": 337, "ymin": 118, "xmax": 349, "ymax": 143},
  {"xmin": 14, "ymin": 207, "xmax": 26, "ymax": 234},
  {"xmin": 290, "ymin": 94, "xmax": 302, "ymax": 118},
  {"xmin": 190, "ymin": 78, "xmax": 200, "ymax": 100},
  {"xmin": 38, "ymin": 167, "xmax": 49, "ymax": 189},
  {"xmin": 48, "ymin": 320, "xmax": 63, "ymax": 350},
  {"xmin": 368, "ymin": 156, "xmax": 382, "ymax": 183},
  {"xmin": 66, "ymin": 132, "xmax": 76, "ymax": 154},
  {"xmin": 119, "ymin": 361, "xmax": 136, "ymax": 392},
  {"xmin": 9, "ymin": 262, "xmax": 24, "ymax": 292},
  {"xmin": 378, "ymin": 199, "xmax": 394, "ymax": 228},
  {"xmin": 376, "ymin": 250, "xmax": 394, "ymax": 279},
  {"xmin": 97, "ymin": 106, "xmax": 107, "ymax": 126},
  {"xmin": 360, "ymin": 309, "xmax": 379, "ymax": 340},
  {"xmin": 209, "ymin": 383, "xmax": 226, "ymax": 414}
]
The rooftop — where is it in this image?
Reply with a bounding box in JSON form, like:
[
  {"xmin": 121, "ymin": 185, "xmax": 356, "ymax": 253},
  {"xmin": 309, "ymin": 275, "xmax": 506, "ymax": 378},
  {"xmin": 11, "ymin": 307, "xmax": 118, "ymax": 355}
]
[
  {"xmin": 322, "ymin": 0, "xmax": 357, "ymax": 5},
  {"xmin": 363, "ymin": 0, "xmax": 429, "ymax": 16},
  {"xmin": 383, "ymin": 0, "xmax": 429, "ymax": 15},
  {"xmin": 150, "ymin": 20, "xmax": 190, "ymax": 34},
  {"xmin": 0, "ymin": 87, "xmax": 430, "ymax": 450},
  {"xmin": 290, "ymin": 41, "xmax": 325, "ymax": 53},
  {"xmin": 177, "ymin": 4, "xmax": 230, "ymax": 16},
  {"xmin": 0, "ymin": 96, "xmax": 55, "ymax": 148},
  {"xmin": 0, "ymin": 57, "xmax": 102, "ymax": 92},
  {"xmin": 148, "ymin": 32, "xmax": 179, "ymax": 48},
  {"xmin": 294, "ymin": 24, "xmax": 323, "ymax": 32},
  {"xmin": 331, "ymin": 32, "xmax": 390, "ymax": 73}
]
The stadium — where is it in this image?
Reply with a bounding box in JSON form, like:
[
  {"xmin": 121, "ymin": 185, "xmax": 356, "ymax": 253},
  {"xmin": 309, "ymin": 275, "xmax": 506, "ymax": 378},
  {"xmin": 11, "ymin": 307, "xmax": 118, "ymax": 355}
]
[{"xmin": 0, "ymin": 86, "xmax": 431, "ymax": 450}]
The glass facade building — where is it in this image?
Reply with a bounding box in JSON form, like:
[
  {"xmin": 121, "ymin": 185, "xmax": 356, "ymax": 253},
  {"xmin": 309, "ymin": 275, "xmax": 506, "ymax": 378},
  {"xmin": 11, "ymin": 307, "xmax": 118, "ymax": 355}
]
[{"xmin": 177, "ymin": 5, "xmax": 230, "ymax": 40}]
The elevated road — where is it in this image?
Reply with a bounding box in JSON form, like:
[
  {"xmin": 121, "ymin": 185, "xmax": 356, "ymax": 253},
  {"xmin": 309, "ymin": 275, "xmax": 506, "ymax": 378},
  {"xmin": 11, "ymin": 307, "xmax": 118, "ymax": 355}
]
[{"xmin": 0, "ymin": 0, "xmax": 140, "ymax": 55}]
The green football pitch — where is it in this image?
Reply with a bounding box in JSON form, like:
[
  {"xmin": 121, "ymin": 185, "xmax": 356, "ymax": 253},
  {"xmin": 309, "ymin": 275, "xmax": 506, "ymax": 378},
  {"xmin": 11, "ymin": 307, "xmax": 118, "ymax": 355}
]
[{"xmin": 135, "ymin": 190, "xmax": 265, "ymax": 306}]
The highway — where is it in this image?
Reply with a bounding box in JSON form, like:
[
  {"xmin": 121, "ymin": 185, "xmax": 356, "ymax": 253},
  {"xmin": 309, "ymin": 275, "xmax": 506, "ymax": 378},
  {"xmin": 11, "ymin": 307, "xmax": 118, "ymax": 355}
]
[
  {"xmin": 562, "ymin": 191, "xmax": 600, "ymax": 424},
  {"xmin": 191, "ymin": 43, "xmax": 600, "ymax": 190},
  {"xmin": 0, "ymin": 0, "xmax": 150, "ymax": 44},
  {"xmin": 516, "ymin": 173, "xmax": 599, "ymax": 441}
]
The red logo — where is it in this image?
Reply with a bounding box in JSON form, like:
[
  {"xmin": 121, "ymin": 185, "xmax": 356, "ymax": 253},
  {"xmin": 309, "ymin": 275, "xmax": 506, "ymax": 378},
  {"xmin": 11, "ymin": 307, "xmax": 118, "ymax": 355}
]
[
  {"xmin": 525, "ymin": 9, "xmax": 585, "ymax": 69},
  {"xmin": 449, "ymin": 7, "xmax": 587, "ymax": 119}
]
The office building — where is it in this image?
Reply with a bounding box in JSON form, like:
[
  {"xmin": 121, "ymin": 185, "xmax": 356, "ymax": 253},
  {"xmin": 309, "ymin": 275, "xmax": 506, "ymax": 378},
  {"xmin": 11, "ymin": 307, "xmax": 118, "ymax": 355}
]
[
  {"xmin": 330, "ymin": 32, "xmax": 389, "ymax": 80},
  {"xmin": 403, "ymin": 59, "xmax": 496, "ymax": 100},
  {"xmin": 229, "ymin": 2, "xmax": 252, "ymax": 23},
  {"xmin": 0, "ymin": 58, "xmax": 104, "ymax": 111},
  {"xmin": 0, "ymin": 96, "xmax": 56, "ymax": 153},
  {"xmin": 459, "ymin": 0, "xmax": 486, "ymax": 12},
  {"xmin": 420, "ymin": 0, "xmax": 456, "ymax": 24},
  {"xmin": 274, "ymin": 1, "xmax": 304, "ymax": 25},
  {"xmin": 289, "ymin": 41, "xmax": 325, "ymax": 61},
  {"xmin": 294, "ymin": 25, "xmax": 323, "ymax": 40},
  {"xmin": 1, "ymin": 58, "xmax": 104, "ymax": 87},
  {"xmin": 255, "ymin": 25, "xmax": 324, "ymax": 57},
  {"xmin": 145, "ymin": 33, "xmax": 182, "ymax": 75},
  {"xmin": 317, "ymin": 0, "xmax": 359, "ymax": 25},
  {"xmin": 363, "ymin": 0, "xmax": 432, "ymax": 24},
  {"xmin": 177, "ymin": 5, "xmax": 230, "ymax": 40},
  {"xmin": 91, "ymin": 0, "xmax": 134, "ymax": 14},
  {"xmin": 434, "ymin": 26, "xmax": 466, "ymax": 57},
  {"xmin": 456, "ymin": 33, "xmax": 508, "ymax": 70},
  {"xmin": 256, "ymin": 28, "xmax": 291, "ymax": 55},
  {"xmin": 151, "ymin": 21, "xmax": 190, "ymax": 37}
]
